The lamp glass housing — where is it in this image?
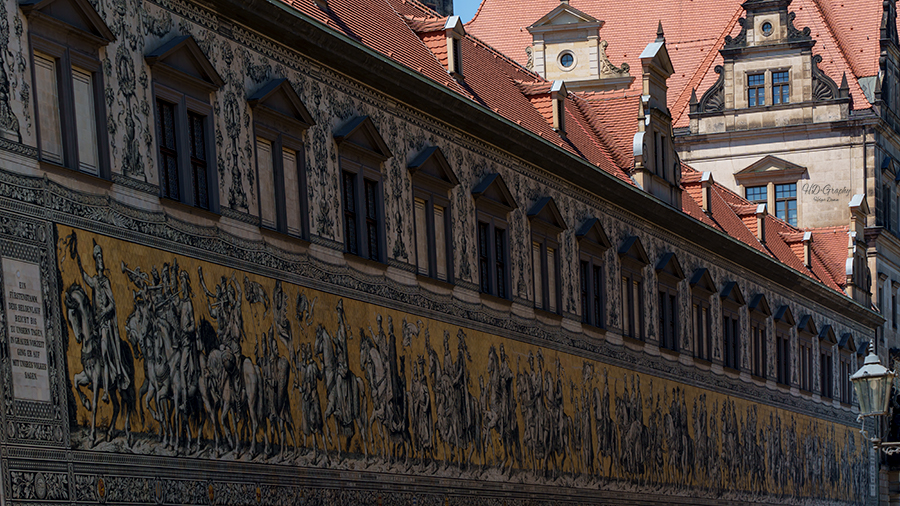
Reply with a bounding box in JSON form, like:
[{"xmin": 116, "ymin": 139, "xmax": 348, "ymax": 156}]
[{"xmin": 851, "ymin": 349, "xmax": 895, "ymax": 417}]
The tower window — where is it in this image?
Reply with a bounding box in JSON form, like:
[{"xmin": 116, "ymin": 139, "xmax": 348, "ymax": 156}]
[
  {"xmin": 748, "ymin": 73, "xmax": 765, "ymax": 107},
  {"xmin": 773, "ymin": 71, "xmax": 790, "ymax": 104},
  {"xmin": 775, "ymin": 183, "xmax": 797, "ymax": 226}
]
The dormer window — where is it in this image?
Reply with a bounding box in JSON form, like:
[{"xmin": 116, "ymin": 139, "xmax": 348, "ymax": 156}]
[
  {"xmin": 550, "ymin": 80, "xmax": 566, "ymax": 134},
  {"xmin": 444, "ymin": 16, "xmax": 465, "ymax": 78},
  {"xmin": 748, "ymin": 73, "xmax": 765, "ymax": 107}
]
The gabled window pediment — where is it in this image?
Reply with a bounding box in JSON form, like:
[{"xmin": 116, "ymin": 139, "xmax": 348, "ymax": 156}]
[
  {"xmin": 527, "ymin": 2, "xmax": 601, "ymax": 32},
  {"xmin": 734, "ymin": 155, "xmax": 807, "ymax": 185},
  {"xmin": 249, "ymin": 79, "xmax": 315, "ymax": 130},
  {"xmin": 748, "ymin": 293, "xmax": 771, "ymax": 316},
  {"xmin": 21, "ymin": 0, "xmax": 115, "ymax": 44},
  {"xmin": 618, "ymin": 236, "xmax": 649, "ymax": 266},
  {"xmin": 797, "ymin": 314, "xmax": 818, "ymax": 336},
  {"xmin": 655, "ymin": 252, "xmax": 685, "ymax": 281},
  {"xmin": 689, "ymin": 268, "xmax": 716, "ymax": 294},
  {"xmin": 818, "ymin": 324, "xmax": 837, "ymax": 344},
  {"xmin": 146, "ymin": 36, "xmax": 224, "ymax": 92},
  {"xmin": 334, "ymin": 116, "xmax": 393, "ymax": 163},
  {"xmin": 720, "ymin": 281, "xmax": 745, "ymax": 306},
  {"xmin": 473, "ymin": 173, "xmax": 516, "ymax": 213},
  {"xmin": 576, "ymin": 217, "xmax": 611, "ymax": 252},
  {"xmin": 773, "ymin": 304, "xmax": 795, "ymax": 326},
  {"xmin": 527, "ymin": 196, "xmax": 566, "ymax": 234},
  {"xmin": 839, "ymin": 333, "xmax": 856, "ymax": 352},
  {"xmin": 408, "ymin": 146, "xmax": 459, "ymax": 191}
]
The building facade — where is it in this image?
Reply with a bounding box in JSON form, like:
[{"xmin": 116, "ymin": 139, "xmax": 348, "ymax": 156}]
[{"xmin": 0, "ymin": 0, "xmax": 884, "ymax": 504}]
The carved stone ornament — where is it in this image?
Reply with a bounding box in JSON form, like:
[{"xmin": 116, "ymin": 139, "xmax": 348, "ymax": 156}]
[
  {"xmin": 698, "ymin": 65, "xmax": 725, "ymax": 112},
  {"xmin": 811, "ymin": 54, "xmax": 840, "ymax": 101},
  {"xmin": 599, "ymin": 40, "xmax": 630, "ymax": 77},
  {"xmin": 525, "ymin": 46, "xmax": 534, "ymax": 70}
]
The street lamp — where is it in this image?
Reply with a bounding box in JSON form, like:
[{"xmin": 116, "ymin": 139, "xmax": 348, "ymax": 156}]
[{"xmin": 851, "ymin": 342, "xmax": 899, "ymax": 453}]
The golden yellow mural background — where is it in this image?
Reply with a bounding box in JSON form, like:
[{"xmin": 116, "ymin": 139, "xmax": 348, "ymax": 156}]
[{"xmin": 57, "ymin": 225, "xmax": 866, "ymax": 500}]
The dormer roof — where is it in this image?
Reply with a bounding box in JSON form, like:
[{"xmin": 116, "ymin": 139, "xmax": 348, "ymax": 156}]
[
  {"xmin": 527, "ymin": 196, "xmax": 567, "ymax": 233},
  {"xmin": 748, "ymin": 293, "xmax": 771, "ymax": 316},
  {"xmin": 576, "ymin": 217, "xmax": 612, "ymax": 251},
  {"xmin": 408, "ymin": 146, "xmax": 459, "ymax": 189},
  {"xmin": 689, "ymin": 268, "xmax": 716, "ymax": 294},
  {"xmin": 473, "ymin": 173, "xmax": 517, "ymax": 213},
  {"xmin": 798, "ymin": 314, "xmax": 818, "ymax": 335},
  {"xmin": 655, "ymin": 252, "xmax": 685, "ymax": 280},
  {"xmin": 618, "ymin": 235, "xmax": 650, "ymax": 265},
  {"xmin": 334, "ymin": 116, "xmax": 393, "ymax": 162},
  {"xmin": 20, "ymin": 0, "xmax": 115, "ymax": 44},
  {"xmin": 819, "ymin": 324, "xmax": 837, "ymax": 344},
  {"xmin": 839, "ymin": 333, "xmax": 857, "ymax": 352},
  {"xmin": 248, "ymin": 79, "xmax": 315, "ymax": 129},
  {"xmin": 146, "ymin": 35, "xmax": 224, "ymax": 91},
  {"xmin": 720, "ymin": 281, "xmax": 746, "ymax": 305},
  {"xmin": 774, "ymin": 305, "xmax": 795, "ymax": 325}
]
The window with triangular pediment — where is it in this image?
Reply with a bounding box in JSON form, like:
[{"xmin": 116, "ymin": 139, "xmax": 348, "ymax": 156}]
[
  {"xmin": 529, "ymin": 197, "xmax": 566, "ymax": 314},
  {"xmin": 409, "ymin": 147, "xmax": 458, "ymax": 283},
  {"xmin": 618, "ymin": 236, "xmax": 648, "ymax": 341},
  {"xmin": 473, "ymin": 173, "xmax": 516, "ymax": 299},
  {"xmin": 23, "ymin": 0, "xmax": 115, "ymax": 176},
  {"xmin": 148, "ymin": 35, "xmax": 222, "ymax": 211},
  {"xmin": 251, "ymin": 79, "xmax": 314, "ymax": 239},
  {"xmin": 577, "ymin": 218, "xmax": 611, "ymax": 330},
  {"xmin": 690, "ymin": 268, "xmax": 716, "ymax": 361},
  {"xmin": 655, "ymin": 253, "xmax": 684, "ymax": 351}
]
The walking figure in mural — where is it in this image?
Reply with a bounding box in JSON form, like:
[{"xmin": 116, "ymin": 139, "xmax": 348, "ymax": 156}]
[
  {"xmin": 297, "ymin": 342, "xmax": 327, "ymax": 462},
  {"xmin": 64, "ymin": 232, "xmax": 136, "ymax": 447},
  {"xmin": 409, "ymin": 355, "xmax": 434, "ymax": 465},
  {"xmin": 484, "ymin": 344, "xmax": 519, "ymax": 474}
]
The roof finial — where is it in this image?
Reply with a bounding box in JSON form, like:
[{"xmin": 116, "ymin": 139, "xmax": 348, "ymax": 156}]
[{"xmin": 656, "ymin": 21, "xmax": 665, "ymax": 42}]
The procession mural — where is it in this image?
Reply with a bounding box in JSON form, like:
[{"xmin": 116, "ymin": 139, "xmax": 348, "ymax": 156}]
[{"xmin": 58, "ymin": 225, "xmax": 868, "ymax": 504}]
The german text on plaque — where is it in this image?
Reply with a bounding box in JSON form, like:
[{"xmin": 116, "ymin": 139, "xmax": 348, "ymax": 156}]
[{"xmin": 4, "ymin": 258, "xmax": 49, "ymax": 401}]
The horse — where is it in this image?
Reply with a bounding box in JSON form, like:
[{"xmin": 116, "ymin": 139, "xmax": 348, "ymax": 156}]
[
  {"xmin": 315, "ymin": 324, "xmax": 368, "ymax": 460},
  {"xmin": 124, "ymin": 300, "xmax": 175, "ymax": 446},
  {"xmin": 360, "ymin": 327, "xmax": 389, "ymax": 456},
  {"xmin": 66, "ymin": 283, "xmax": 137, "ymax": 447}
]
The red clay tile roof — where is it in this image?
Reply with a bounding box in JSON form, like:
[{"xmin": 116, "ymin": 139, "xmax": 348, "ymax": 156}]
[
  {"xmin": 467, "ymin": 0, "xmax": 878, "ymax": 127},
  {"xmin": 278, "ymin": 0, "xmax": 852, "ymax": 295}
]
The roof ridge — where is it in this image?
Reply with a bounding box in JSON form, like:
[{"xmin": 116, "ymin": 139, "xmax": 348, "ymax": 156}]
[
  {"xmin": 466, "ymin": 0, "xmax": 488, "ymax": 26},
  {"xmin": 671, "ymin": 3, "xmax": 744, "ymax": 125}
]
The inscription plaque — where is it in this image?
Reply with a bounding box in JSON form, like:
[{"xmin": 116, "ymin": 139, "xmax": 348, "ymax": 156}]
[{"xmin": 3, "ymin": 258, "xmax": 49, "ymax": 401}]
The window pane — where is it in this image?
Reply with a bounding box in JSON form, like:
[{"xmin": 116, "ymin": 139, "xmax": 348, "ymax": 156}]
[
  {"xmin": 495, "ymin": 227, "xmax": 506, "ymax": 299},
  {"xmin": 748, "ymin": 73, "xmax": 765, "ymax": 86},
  {"xmin": 622, "ymin": 276, "xmax": 630, "ymax": 336},
  {"xmin": 188, "ymin": 112, "xmax": 208, "ymax": 209},
  {"xmin": 532, "ymin": 242, "xmax": 543, "ymax": 307},
  {"xmin": 256, "ymin": 138, "xmax": 277, "ymax": 229},
  {"xmin": 342, "ymin": 172, "xmax": 357, "ymax": 255},
  {"xmin": 282, "ymin": 148, "xmax": 302, "ymax": 236},
  {"xmin": 72, "ymin": 67, "xmax": 99, "ymax": 174},
  {"xmin": 593, "ymin": 264, "xmax": 603, "ymax": 327},
  {"xmin": 775, "ymin": 183, "xmax": 796, "ymax": 198},
  {"xmin": 156, "ymin": 99, "xmax": 179, "ymax": 201},
  {"xmin": 745, "ymin": 186, "xmax": 767, "ymax": 202},
  {"xmin": 35, "ymin": 54, "xmax": 63, "ymax": 164},
  {"xmin": 580, "ymin": 261, "xmax": 589, "ymax": 324},
  {"xmin": 547, "ymin": 247, "xmax": 557, "ymax": 313},
  {"xmin": 434, "ymin": 205, "xmax": 447, "ymax": 281},
  {"xmin": 478, "ymin": 221, "xmax": 490, "ymax": 293},
  {"xmin": 364, "ymin": 179, "xmax": 379, "ymax": 261},
  {"xmin": 415, "ymin": 198, "xmax": 429, "ymax": 275}
]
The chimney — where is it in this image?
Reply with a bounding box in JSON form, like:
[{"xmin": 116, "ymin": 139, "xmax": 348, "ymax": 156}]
[
  {"xmin": 701, "ymin": 172, "xmax": 713, "ymax": 213},
  {"xmin": 756, "ymin": 204, "xmax": 766, "ymax": 243},
  {"xmin": 550, "ymin": 80, "xmax": 567, "ymax": 134},
  {"xmin": 803, "ymin": 231, "xmax": 812, "ymax": 268}
]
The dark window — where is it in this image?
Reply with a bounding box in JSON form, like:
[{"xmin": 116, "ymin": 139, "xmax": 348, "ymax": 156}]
[
  {"xmin": 658, "ymin": 284, "xmax": 678, "ymax": 351},
  {"xmin": 581, "ymin": 259, "xmax": 605, "ymax": 328},
  {"xmin": 451, "ymin": 38, "xmax": 463, "ymax": 76},
  {"xmin": 820, "ymin": 349, "xmax": 833, "ymax": 398},
  {"xmin": 776, "ymin": 330, "xmax": 790, "ymax": 384},
  {"xmin": 622, "ymin": 267, "xmax": 644, "ymax": 340},
  {"xmin": 477, "ymin": 219, "xmax": 509, "ymax": 299},
  {"xmin": 773, "ymin": 71, "xmax": 790, "ymax": 104},
  {"xmin": 693, "ymin": 299, "xmax": 712, "ymax": 360},
  {"xmin": 495, "ymin": 227, "xmax": 507, "ymax": 299},
  {"xmin": 414, "ymin": 196, "xmax": 451, "ymax": 282},
  {"xmin": 748, "ymin": 73, "xmax": 765, "ymax": 107},
  {"xmin": 157, "ymin": 99, "xmax": 179, "ymax": 201},
  {"xmin": 723, "ymin": 308, "xmax": 740, "ymax": 369},
  {"xmin": 365, "ymin": 179, "xmax": 380, "ymax": 261},
  {"xmin": 188, "ymin": 112, "xmax": 209, "ymax": 210},
  {"xmin": 883, "ymin": 184, "xmax": 893, "ymax": 232},
  {"xmin": 560, "ymin": 52, "xmax": 574, "ymax": 68},
  {"xmin": 775, "ymin": 183, "xmax": 797, "ymax": 226},
  {"xmin": 839, "ymin": 355, "xmax": 852, "ymax": 403},
  {"xmin": 751, "ymin": 321, "xmax": 766, "ymax": 378},
  {"xmin": 745, "ymin": 185, "xmax": 767, "ymax": 203},
  {"xmin": 342, "ymin": 171, "xmax": 358, "ymax": 256},
  {"xmin": 894, "ymin": 290, "xmax": 897, "ymax": 330},
  {"xmin": 533, "ymin": 238, "xmax": 560, "ymax": 314},
  {"xmin": 799, "ymin": 338, "xmax": 813, "ymax": 391}
]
